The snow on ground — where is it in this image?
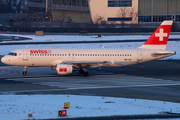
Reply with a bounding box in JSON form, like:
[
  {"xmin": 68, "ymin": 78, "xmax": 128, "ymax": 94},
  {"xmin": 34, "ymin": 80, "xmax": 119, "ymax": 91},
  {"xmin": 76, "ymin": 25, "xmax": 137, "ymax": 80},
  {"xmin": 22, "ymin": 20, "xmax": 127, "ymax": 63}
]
[
  {"xmin": 0, "ymin": 94, "xmax": 180, "ymax": 120},
  {"xmin": 1, "ymin": 34, "xmax": 180, "ymax": 42}
]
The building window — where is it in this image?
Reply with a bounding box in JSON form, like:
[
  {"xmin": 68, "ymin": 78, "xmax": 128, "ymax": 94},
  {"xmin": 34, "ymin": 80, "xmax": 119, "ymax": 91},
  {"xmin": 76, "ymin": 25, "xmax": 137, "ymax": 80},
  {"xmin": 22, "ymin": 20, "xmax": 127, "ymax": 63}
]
[
  {"xmin": 153, "ymin": 15, "xmax": 166, "ymax": 22},
  {"xmin": 29, "ymin": 7, "xmax": 45, "ymax": 13},
  {"xmin": 167, "ymin": 15, "xmax": 173, "ymax": 20},
  {"xmin": 176, "ymin": 15, "xmax": 180, "ymax": 21},
  {"xmin": 108, "ymin": 0, "xmax": 132, "ymax": 7},
  {"xmin": 138, "ymin": 16, "xmax": 151, "ymax": 22},
  {"xmin": 108, "ymin": 17, "xmax": 132, "ymax": 21},
  {"xmin": 28, "ymin": 0, "xmax": 46, "ymax": 3}
]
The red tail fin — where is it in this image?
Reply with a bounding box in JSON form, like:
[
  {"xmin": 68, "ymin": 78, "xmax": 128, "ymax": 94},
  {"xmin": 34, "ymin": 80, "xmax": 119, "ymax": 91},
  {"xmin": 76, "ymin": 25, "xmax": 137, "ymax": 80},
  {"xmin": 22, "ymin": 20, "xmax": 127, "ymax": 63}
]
[{"xmin": 139, "ymin": 20, "xmax": 173, "ymax": 49}]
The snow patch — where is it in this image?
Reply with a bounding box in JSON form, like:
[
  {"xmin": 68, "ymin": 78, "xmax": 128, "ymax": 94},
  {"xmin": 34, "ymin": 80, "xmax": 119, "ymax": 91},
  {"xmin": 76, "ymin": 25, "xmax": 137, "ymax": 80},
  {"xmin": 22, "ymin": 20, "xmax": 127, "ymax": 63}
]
[{"xmin": 0, "ymin": 95, "xmax": 180, "ymax": 120}]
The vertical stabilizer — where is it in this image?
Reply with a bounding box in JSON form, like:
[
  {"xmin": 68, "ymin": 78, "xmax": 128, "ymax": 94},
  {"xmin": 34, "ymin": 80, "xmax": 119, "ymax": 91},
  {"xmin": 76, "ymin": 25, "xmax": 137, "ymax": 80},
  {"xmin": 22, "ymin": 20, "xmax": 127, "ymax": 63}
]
[{"xmin": 139, "ymin": 20, "xmax": 173, "ymax": 49}]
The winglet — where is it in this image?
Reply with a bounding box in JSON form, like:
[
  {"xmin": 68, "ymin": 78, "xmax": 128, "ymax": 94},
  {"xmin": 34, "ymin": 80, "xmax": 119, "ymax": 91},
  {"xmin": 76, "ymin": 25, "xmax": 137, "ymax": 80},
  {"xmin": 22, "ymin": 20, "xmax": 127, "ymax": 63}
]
[{"xmin": 139, "ymin": 20, "xmax": 173, "ymax": 49}]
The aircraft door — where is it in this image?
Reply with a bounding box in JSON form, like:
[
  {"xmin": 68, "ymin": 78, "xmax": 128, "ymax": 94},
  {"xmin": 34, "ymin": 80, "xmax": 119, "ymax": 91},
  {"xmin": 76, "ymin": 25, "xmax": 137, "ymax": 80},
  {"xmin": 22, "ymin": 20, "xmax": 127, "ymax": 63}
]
[
  {"xmin": 137, "ymin": 50, "xmax": 143, "ymax": 61},
  {"xmin": 23, "ymin": 50, "xmax": 28, "ymax": 60}
]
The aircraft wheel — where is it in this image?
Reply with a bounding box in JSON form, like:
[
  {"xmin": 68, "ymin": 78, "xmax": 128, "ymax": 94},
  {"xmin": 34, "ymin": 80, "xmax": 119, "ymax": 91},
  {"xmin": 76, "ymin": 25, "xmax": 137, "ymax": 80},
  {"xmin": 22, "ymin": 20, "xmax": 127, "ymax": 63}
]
[
  {"xmin": 79, "ymin": 69, "xmax": 84, "ymax": 74},
  {"xmin": 23, "ymin": 66, "xmax": 27, "ymax": 75},
  {"xmin": 83, "ymin": 72, "xmax": 88, "ymax": 77},
  {"xmin": 23, "ymin": 71, "xmax": 27, "ymax": 75}
]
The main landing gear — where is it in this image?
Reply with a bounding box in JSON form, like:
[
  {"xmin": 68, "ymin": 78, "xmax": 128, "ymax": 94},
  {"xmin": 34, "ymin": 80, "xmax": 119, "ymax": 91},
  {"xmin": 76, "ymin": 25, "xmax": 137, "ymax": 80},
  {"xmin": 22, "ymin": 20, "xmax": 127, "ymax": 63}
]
[
  {"xmin": 83, "ymin": 72, "xmax": 88, "ymax": 77},
  {"xmin": 23, "ymin": 66, "xmax": 27, "ymax": 75},
  {"xmin": 79, "ymin": 68, "xmax": 88, "ymax": 77}
]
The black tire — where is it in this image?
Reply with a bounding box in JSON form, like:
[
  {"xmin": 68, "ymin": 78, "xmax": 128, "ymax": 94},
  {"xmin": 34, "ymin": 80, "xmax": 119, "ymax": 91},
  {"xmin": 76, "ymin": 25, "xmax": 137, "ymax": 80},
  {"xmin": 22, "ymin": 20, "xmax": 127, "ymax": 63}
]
[
  {"xmin": 23, "ymin": 71, "xmax": 27, "ymax": 75},
  {"xmin": 79, "ymin": 69, "xmax": 84, "ymax": 74},
  {"xmin": 83, "ymin": 72, "xmax": 88, "ymax": 77}
]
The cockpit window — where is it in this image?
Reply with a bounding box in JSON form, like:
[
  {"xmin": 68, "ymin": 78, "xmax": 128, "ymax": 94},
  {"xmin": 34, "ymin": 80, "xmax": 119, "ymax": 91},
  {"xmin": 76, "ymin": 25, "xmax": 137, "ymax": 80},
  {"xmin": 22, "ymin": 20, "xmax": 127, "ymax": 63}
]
[{"xmin": 8, "ymin": 52, "xmax": 17, "ymax": 56}]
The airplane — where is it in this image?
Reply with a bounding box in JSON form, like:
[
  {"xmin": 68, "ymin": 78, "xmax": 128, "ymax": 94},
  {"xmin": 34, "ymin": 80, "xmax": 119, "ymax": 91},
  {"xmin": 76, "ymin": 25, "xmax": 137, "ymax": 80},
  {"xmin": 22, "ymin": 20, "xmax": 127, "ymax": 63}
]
[{"xmin": 1, "ymin": 20, "xmax": 176, "ymax": 77}]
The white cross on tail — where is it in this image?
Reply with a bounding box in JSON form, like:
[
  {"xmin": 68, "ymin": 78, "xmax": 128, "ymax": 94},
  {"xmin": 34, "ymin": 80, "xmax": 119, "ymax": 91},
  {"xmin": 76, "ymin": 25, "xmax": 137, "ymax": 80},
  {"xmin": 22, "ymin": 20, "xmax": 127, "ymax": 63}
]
[{"xmin": 155, "ymin": 28, "xmax": 167, "ymax": 41}]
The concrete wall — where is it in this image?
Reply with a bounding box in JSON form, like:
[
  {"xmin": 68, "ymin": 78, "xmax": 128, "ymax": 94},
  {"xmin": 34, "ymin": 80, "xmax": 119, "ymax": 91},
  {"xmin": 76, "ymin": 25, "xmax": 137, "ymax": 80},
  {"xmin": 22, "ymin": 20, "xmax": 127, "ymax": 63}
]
[{"xmin": 53, "ymin": 10, "xmax": 91, "ymax": 23}]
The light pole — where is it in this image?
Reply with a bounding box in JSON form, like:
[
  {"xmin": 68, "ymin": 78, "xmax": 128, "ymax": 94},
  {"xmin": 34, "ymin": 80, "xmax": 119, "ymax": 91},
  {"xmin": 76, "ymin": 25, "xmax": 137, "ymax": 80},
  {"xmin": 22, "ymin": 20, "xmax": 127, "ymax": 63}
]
[{"xmin": 46, "ymin": 0, "xmax": 48, "ymax": 13}]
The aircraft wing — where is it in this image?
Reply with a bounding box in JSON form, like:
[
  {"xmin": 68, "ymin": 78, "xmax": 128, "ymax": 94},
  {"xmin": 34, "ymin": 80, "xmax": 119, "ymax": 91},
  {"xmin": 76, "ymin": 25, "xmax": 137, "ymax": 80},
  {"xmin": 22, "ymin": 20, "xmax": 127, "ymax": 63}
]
[
  {"xmin": 51, "ymin": 60, "xmax": 114, "ymax": 68},
  {"xmin": 62, "ymin": 61, "xmax": 109, "ymax": 68}
]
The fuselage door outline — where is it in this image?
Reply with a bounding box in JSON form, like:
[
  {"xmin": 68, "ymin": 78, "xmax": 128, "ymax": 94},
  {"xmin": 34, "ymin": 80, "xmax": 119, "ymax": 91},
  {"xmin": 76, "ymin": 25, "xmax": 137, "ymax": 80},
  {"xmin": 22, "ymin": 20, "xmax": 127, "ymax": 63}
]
[{"xmin": 23, "ymin": 50, "xmax": 28, "ymax": 60}]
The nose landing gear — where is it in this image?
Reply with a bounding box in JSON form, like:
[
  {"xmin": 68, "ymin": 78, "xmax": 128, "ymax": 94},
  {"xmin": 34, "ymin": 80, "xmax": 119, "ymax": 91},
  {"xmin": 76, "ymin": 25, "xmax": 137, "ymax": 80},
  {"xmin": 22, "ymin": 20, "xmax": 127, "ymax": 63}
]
[{"xmin": 23, "ymin": 66, "xmax": 27, "ymax": 75}]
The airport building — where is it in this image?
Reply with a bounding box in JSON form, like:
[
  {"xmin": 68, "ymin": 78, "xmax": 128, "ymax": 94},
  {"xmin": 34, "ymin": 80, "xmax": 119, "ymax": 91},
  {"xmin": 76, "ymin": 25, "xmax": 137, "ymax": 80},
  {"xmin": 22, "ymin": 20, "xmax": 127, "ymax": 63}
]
[{"xmin": 26, "ymin": 0, "xmax": 180, "ymax": 23}]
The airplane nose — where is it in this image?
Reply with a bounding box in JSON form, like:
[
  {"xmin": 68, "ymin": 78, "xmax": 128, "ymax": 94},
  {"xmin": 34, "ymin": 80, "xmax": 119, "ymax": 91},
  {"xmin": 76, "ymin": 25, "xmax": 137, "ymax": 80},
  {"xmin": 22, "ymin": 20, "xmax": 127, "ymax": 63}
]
[{"xmin": 1, "ymin": 57, "xmax": 6, "ymax": 64}]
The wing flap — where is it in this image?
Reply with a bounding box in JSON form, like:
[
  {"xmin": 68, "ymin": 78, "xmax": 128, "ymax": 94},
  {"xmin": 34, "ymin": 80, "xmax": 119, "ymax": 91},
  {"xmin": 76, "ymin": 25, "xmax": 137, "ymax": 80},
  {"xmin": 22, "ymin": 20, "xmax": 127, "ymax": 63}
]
[
  {"xmin": 52, "ymin": 60, "xmax": 112, "ymax": 68},
  {"xmin": 64, "ymin": 61, "xmax": 107, "ymax": 68}
]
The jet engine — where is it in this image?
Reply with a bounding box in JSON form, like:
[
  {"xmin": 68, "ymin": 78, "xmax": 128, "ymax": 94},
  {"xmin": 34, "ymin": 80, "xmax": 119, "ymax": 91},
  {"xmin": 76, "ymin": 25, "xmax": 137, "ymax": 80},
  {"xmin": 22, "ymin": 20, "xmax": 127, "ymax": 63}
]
[{"xmin": 56, "ymin": 64, "xmax": 73, "ymax": 75}]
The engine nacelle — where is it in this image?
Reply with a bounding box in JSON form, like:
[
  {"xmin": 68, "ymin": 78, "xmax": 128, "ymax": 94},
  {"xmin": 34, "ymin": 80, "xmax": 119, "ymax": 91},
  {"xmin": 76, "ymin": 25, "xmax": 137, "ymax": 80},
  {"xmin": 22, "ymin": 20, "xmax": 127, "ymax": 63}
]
[{"xmin": 56, "ymin": 64, "xmax": 73, "ymax": 75}]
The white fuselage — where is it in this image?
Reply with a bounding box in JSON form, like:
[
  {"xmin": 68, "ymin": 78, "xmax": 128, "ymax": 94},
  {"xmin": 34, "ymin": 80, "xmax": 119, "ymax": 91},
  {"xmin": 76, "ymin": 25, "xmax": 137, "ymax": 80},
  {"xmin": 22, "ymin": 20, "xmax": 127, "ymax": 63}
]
[{"xmin": 1, "ymin": 48, "xmax": 175, "ymax": 67}]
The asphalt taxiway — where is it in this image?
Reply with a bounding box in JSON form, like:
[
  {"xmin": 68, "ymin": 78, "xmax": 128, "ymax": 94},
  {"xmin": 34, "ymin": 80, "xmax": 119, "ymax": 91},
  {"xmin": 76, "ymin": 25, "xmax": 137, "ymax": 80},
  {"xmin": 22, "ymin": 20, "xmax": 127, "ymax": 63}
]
[{"xmin": 0, "ymin": 58, "xmax": 180, "ymax": 103}]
